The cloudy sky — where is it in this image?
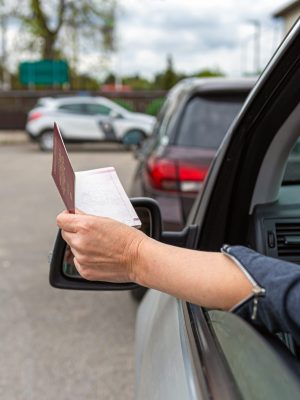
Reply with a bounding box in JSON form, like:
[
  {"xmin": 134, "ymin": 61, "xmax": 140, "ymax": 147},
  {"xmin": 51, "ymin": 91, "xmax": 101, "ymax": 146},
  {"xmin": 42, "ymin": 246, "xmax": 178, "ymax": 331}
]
[
  {"xmin": 108, "ymin": 0, "xmax": 287, "ymax": 79},
  {"xmin": 4, "ymin": 0, "xmax": 292, "ymax": 80}
]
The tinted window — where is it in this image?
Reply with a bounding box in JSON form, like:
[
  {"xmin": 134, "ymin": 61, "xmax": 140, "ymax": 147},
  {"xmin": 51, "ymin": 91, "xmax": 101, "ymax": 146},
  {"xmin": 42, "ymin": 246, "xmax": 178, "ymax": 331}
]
[
  {"xmin": 175, "ymin": 95, "xmax": 246, "ymax": 148},
  {"xmin": 85, "ymin": 103, "xmax": 111, "ymax": 115},
  {"xmin": 58, "ymin": 103, "xmax": 85, "ymax": 113}
]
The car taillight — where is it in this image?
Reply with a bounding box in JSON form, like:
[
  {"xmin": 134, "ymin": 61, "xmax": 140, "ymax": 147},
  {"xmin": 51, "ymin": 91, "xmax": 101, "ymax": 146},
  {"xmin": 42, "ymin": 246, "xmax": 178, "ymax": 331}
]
[
  {"xmin": 27, "ymin": 111, "xmax": 42, "ymax": 122},
  {"xmin": 146, "ymin": 156, "xmax": 208, "ymax": 193}
]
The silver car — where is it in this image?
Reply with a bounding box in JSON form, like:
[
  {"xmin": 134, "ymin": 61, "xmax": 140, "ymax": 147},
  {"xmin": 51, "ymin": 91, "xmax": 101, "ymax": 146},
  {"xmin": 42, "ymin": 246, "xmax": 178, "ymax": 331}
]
[{"xmin": 25, "ymin": 95, "xmax": 156, "ymax": 151}]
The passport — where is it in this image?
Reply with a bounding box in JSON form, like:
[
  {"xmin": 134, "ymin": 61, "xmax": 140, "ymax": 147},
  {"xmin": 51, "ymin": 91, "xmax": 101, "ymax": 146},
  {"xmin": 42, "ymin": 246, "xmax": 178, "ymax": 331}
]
[
  {"xmin": 52, "ymin": 123, "xmax": 75, "ymax": 212},
  {"xmin": 52, "ymin": 123, "xmax": 141, "ymax": 227}
]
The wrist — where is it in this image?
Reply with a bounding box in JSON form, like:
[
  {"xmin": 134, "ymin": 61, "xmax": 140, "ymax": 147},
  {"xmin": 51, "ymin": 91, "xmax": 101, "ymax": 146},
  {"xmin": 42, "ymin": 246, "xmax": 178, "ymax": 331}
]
[{"xmin": 127, "ymin": 233, "xmax": 151, "ymax": 284}]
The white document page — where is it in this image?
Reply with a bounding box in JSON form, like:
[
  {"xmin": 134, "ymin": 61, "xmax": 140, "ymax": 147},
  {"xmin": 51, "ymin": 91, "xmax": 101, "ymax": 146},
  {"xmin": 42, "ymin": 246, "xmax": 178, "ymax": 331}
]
[{"xmin": 75, "ymin": 167, "xmax": 141, "ymax": 227}]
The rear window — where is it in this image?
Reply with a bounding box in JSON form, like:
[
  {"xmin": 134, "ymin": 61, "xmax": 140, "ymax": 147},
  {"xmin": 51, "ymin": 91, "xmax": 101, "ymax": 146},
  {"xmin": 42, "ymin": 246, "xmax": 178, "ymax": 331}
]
[{"xmin": 175, "ymin": 95, "xmax": 247, "ymax": 149}]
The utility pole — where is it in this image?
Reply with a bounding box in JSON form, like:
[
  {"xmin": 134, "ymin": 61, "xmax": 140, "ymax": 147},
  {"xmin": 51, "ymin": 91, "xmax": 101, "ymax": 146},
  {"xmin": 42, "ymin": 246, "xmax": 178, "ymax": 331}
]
[
  {"xmin": 0, "ymin": 13, "xmax": 10, "ymax": 90},
  {"xmin": 0, "ymin": 14, "xmax": 6, "ymax": 89}
]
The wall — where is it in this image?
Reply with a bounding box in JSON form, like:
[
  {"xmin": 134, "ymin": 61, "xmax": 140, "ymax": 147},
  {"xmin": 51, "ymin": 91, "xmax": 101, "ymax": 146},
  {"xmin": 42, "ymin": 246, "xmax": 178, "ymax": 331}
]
[{"xmin": 0, "ymin": 90, "xmax": 166, "ymax": 130}]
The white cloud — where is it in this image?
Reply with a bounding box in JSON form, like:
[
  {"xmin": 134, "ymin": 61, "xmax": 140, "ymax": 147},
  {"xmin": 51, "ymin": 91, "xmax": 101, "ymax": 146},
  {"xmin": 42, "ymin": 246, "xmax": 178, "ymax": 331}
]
[
  {"xmin": 3, "ymin": 0, "xmax": 287, "ymax": 80},
  {"xmin": 114, "ymin": 0, "xmax": 286, "ymax": 78}
]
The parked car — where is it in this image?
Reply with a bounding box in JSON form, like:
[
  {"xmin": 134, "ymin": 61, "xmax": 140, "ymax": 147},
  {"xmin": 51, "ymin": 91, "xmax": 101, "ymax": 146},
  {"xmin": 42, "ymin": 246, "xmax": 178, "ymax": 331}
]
[
  {"xmin": 50, "ymin": 19, "xmax": 300, "ymax": 400},
  {"xmin": 130, "ymin": 77, "xmax": 256, "ymax": 231},
  {"xmin": 25, "ymin": 96, "xmax": 156, "ymax": 151}
]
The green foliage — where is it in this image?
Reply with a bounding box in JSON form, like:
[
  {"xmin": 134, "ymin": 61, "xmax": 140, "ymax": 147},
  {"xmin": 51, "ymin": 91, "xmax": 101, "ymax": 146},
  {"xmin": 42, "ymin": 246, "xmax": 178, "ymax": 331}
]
[
  {"xmin": 122, "ymin": 75, "xmax": 152, "ymax": 90},
  {"xmin": 145, "ymin": 98, "xmax": 165, "ymax": 116},
  {"xmin": 103, "ymin": 73, "xmax": 116, "ymax": 84},
  {"xmin": 113, "ymin": 99, "xmax": 135, "ymax": 112},
  {"xmin": 70, "ymin": 72, "xmax": 100, "ymax": 90},
  {"xmin": 12, "ymin": 0, "xmax": 117, "ymax": 60},
  {"xmin": 153, "ymin": 55, "xmax": 180, "ymax": 90},
  {"xmin": 103, "ymin": 73, "xmax": 152, "ymax": 90},
  {"xmin": 151, "ymin": 54, "xmax": 193, "ymax": 90},
  {"xmin": 193, "ymin": 68, "xmax": 225, "ymax": 78}
]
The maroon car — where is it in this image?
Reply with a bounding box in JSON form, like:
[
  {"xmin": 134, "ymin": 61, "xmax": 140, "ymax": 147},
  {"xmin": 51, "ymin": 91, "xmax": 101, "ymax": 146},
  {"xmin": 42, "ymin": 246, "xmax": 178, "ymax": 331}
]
[{"xmin": 131, "ymin": 77, "xmax": 256, "ymax": 230}]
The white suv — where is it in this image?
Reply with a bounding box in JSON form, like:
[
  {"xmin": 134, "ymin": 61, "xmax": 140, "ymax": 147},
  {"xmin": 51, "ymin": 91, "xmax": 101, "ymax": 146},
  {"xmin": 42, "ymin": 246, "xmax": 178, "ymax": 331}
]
[{"xmin": 25, "ymin": 96, "xmax": 156, "ymax": 151}]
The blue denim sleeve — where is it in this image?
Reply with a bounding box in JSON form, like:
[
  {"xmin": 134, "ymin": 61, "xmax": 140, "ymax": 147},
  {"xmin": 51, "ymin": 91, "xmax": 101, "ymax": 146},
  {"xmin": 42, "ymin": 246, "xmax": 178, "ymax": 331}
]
[{"xmin": 221, "ymin": 245, "xmax": 300, "ymax": 346}]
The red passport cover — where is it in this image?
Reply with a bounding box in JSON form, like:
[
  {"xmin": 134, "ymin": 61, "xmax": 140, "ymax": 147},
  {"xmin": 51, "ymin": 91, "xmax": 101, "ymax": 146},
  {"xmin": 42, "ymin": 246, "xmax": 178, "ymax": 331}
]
[{"xmin": 52, "ymin": 123, "xmax": 75, "ymax": 212}]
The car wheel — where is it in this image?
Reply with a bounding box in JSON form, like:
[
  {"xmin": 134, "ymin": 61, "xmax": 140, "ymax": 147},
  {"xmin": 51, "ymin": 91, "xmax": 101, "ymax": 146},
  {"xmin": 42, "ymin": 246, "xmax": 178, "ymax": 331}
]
[
  {"xmin": 130, "ymin": 286, "xmax": 148, "ymax": 302},
  {"xmin": 39, "ymin": 130, "xmax": 54, "ymax": 152},
  {"xmin": 123, "ymin": 130, "xmax": 146, "ymax": 148}
]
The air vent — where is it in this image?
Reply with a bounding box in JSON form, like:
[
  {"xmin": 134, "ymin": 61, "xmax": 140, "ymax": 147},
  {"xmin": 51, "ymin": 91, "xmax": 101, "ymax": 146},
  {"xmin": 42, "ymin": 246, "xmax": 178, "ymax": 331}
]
[{"xmin": 275, "ymin": 222, "xmax": 300, "ymax": 264}]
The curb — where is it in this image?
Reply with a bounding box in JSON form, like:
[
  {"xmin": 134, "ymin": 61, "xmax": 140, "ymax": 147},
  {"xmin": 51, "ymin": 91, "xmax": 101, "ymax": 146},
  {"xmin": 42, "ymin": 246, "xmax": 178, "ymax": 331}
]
[{"xmin": 0, "ymin": 131, "xmax": 29, "ymax": 145}]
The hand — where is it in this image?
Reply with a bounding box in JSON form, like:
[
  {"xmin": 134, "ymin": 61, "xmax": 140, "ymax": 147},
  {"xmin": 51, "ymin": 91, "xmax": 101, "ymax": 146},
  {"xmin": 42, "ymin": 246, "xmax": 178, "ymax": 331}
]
[{"xmin": 56, "ymin": 210, "xmax": 147, "ymax": 283}]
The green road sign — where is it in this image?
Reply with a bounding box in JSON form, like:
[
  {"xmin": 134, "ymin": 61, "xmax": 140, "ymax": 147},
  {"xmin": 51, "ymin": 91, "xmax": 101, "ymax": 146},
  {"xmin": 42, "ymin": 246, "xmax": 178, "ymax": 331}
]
[{"xmin": 19, "ymin": 60, "xmax": 69, "ymax": 86}]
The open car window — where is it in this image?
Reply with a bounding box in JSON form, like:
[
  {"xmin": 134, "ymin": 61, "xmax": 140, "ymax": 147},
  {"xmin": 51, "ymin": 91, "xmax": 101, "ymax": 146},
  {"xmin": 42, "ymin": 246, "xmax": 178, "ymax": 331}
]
[{"xmin": 209, "ymin": 311, "xmax": 300, "ymax": 399}]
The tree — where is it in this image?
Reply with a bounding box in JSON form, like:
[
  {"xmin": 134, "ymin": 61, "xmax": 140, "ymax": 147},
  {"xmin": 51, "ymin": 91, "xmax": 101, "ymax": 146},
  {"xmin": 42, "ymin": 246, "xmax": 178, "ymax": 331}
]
[
  {"xmin": 12, "ymin": 0, "xmax": 117, "ymax": 60},
  {"xmin": 153, "ymin": 55, "xmax": 185, "ymax": 90},
  {"xmin": 193, "ymin": 68, "xmax": 225, "ymax": 78},
  {"xmin": 122, "ymin": 74, "xmax": 152, "ymax": 90}
]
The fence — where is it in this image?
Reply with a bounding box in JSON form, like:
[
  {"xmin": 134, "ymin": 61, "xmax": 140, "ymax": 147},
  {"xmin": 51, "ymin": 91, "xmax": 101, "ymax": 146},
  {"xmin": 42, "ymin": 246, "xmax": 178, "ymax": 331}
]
[{"xmin": 0, "ymin": 90, "xmax": 167, "ymax": 130}]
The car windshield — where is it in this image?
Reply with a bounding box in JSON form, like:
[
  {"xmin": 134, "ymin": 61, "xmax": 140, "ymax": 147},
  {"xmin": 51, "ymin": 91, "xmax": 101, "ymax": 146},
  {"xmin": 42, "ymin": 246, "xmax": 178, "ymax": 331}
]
[{"xmin": 175, "ymin": 95, "xmax": 246, "ymax": 149}]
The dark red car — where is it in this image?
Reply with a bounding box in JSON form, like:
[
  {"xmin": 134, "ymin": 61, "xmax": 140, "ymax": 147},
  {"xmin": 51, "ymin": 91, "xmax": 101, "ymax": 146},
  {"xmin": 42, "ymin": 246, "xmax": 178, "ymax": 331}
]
[{"xmin": 130, "ymin": 77, "xmax": 256, "ymax": 230}]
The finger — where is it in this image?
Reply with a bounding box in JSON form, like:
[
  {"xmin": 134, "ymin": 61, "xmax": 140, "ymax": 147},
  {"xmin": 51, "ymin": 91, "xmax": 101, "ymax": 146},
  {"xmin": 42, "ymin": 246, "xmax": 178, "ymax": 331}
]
[
  {"xmin": 73, "ymin": 257, "xmax": 87, "ymax": 279},
  {"xmin": 61, "ymin": 229, "xmax": 75, "ymax": 245},
  {"xmin": 56, "ymin": 212, "xmax": 80, "ymax": 232}
]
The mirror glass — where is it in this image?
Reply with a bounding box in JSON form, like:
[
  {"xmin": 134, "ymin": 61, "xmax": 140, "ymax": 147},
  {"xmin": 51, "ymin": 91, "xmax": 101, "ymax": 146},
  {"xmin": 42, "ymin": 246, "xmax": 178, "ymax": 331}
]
[{"xmin": 62, "ymin": 206, "xmax": 152, "ymax": 279}]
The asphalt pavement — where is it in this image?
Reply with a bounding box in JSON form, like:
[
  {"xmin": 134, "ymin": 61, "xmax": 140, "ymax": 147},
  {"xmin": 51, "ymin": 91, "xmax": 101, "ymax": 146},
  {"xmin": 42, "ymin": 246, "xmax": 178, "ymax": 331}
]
[{"xmin": 0, "ymin": 137, "xmax": 139, "ymax": 399}]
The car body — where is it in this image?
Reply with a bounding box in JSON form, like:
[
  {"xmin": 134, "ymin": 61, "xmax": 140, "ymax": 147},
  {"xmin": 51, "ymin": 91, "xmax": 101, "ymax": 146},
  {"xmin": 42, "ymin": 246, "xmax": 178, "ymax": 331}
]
[
  {"xmin": 130, "ymin": 77, "xmax": 256, "ymax": 230},
  {"xmin": 25, "ymin": 95, "xmax": 156, "ymax": 151},
  {"xmin": 50, "ymin": 20, "xmax": 300, "ymax": 400}
]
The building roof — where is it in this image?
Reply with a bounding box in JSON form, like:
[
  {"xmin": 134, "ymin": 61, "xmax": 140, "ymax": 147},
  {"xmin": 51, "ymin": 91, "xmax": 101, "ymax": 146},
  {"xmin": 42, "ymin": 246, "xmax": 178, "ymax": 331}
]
[{"xmin": 273, "ymin": 0, "xmax": 300, "ymax": 18}]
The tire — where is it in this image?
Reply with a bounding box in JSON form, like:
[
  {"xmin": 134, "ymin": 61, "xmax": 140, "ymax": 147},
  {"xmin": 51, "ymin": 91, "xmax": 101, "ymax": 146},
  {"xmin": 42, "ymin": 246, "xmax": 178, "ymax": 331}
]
[
  {"xmin": 39, "ymin": 130, "xmax": 54, "ymax": 152},
  {"xmin": 130, "ymin": 286, "xmax": 148, "ymax": 302},
  {"xmin": 122, "ymin": 130, "xmax": 146, "ymax": 148}
]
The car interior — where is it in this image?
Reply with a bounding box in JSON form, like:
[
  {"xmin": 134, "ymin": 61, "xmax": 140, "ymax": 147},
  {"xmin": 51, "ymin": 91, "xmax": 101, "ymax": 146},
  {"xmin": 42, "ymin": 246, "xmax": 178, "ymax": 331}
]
[{"xmin": 248, "ymin": 103, "xmax": 300, "ymax": 359}]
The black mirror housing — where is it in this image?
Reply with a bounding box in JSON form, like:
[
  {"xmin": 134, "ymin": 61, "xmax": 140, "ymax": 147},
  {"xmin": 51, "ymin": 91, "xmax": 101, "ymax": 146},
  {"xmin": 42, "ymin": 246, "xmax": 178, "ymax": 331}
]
[{"xmin": 49, "ymin": 198, "xmax": 162, "ymax": 290}]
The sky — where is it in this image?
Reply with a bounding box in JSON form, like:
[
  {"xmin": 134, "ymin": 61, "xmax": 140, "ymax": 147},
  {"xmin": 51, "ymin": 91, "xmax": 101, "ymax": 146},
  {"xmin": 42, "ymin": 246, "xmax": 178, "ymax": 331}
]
[
  {"xmin": 110, "ymin": 0, "xmax": 287, "ymax": 79},
  {"xmin": 3, "ymin": 0, "xmax": 292, "ymax": 81}
]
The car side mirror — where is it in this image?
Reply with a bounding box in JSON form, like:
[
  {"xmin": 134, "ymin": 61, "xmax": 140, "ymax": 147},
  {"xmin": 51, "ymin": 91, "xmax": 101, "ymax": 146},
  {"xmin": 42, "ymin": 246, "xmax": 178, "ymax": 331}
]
[
  {"xmin": 49, "ymin": 198, "xmax": 162, "ymax": 290},
  {"xmin": 110, "ymin": 110, "xmax": 123, "ymax": 119}
]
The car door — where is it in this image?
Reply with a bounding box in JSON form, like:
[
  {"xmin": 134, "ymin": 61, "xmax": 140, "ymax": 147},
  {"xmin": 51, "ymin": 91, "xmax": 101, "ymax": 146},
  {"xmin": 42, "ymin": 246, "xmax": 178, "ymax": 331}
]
[
  {"xmin": 54, "ymin": 102, "xmax": 106, "ymax": 140},
  {"xmin": 135, "ymin": 20, "xmax": 300, "ymax": 399}
]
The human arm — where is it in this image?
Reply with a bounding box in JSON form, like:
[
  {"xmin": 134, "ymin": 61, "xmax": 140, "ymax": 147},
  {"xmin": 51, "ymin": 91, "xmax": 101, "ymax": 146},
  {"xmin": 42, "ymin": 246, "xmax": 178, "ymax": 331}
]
[
  {"xmin": 56, "ymin": 211, "xmax": 253, "ymax": 310},
  {"xmin": 223, "ymin": 246, "xmax": 300, "ymax": 345},
  {"xmin": 57, "ymin": 211, "xmax": 300, "ymax": 344}
]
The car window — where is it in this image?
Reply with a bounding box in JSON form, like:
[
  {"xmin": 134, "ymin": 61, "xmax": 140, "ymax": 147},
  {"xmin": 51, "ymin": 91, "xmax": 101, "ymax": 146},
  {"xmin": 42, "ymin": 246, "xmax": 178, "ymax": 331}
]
[
  {"xmin": 209, "ymin": 310, "xmax": 300, "ymax": 399},
  {"xmin": 174, "ymin": 95, "xmax": 246, "ymax": 149},
  {"xmin": 84, "ymin": 103, "xmax": 111, "ymax": 115},
  {"xmin": 58, "ymin": 103, "xmax": 85, "ymax": 114},
  {"xmin": 283, "ymin": 138, "xmax": 300, "ymax": 184},
  {"xmin": 140, "ymin": 90, "xmax": 182, "ymax": 155}
]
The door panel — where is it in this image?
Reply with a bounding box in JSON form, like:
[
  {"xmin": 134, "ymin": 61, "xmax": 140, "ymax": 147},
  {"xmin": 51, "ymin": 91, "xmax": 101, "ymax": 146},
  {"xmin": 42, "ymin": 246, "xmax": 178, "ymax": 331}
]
[
  {"xmin": 135, "ymin": 290, "xmax": 202, "ymax": 400},
  {"xmin": 53, "ymin": 111, "xmax": 105, "ymax": 140}
]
